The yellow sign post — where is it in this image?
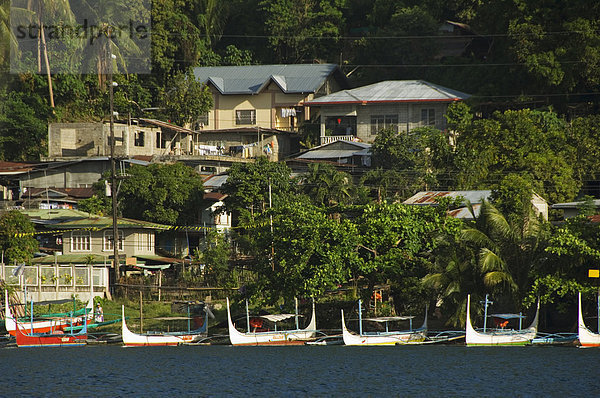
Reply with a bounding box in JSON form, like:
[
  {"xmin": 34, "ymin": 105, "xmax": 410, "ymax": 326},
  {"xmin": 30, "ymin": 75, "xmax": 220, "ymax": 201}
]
[{"xmin": 589, "ymin": 269, "xmax": 600, "ymax": 332}]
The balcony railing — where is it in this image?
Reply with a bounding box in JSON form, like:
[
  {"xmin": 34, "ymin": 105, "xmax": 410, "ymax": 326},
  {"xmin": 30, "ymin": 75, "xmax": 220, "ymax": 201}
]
[{"xmin": 320, "ymin": 135, "xmax": 357, "ymax": 145}]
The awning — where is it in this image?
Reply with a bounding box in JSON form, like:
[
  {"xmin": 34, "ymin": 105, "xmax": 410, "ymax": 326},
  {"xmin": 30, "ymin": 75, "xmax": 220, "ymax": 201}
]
[
  {"xmin": 258, "ymin": 314, "xmax": 302, "ymax": 323},
  {"xmin": 488, "ymin": 313, "xmax": 526, "ymax": 319},
  {"xmin": 362, "ymin": 316, "xmax": 415, "ymax": 322},
  {"xmin": 129, "ymin": 264, "xmax": 171, "ymax": 270}
]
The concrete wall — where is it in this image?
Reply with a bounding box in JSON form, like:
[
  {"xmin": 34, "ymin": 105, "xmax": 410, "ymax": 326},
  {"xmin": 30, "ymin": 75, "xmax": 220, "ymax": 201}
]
[{"xmin": 21, "ymin": 160, "xmax": 111, "ymax": 190}]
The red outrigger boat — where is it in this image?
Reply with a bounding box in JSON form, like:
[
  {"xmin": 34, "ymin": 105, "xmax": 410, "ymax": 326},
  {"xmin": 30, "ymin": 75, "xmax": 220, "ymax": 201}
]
[
  {"xmin": 15, "ymin": 319, "xmax": 87, "ymax": 347},
  {"xmin": 4, "ymin": 290, "xmax": 93, "ymax": 336},
  {"xmin": 14, "ymin": 300, "xmax": 88, "ymax": 347}
]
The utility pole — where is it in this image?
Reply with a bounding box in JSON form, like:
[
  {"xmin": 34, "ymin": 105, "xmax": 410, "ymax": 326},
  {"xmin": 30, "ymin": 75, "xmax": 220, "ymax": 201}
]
[{"xmin": 108, "ymin": 37, "xmax": 120, "ymax": 279}]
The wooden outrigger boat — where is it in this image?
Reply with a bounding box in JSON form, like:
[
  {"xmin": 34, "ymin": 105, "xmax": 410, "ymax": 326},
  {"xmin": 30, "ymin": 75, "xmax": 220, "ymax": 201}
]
[
  {"xmin": 226, "ymin": 297, "xmax": 317, "ymax": 346},
  {"xmin": 465, "ymin": 294, "xmax": 539, "ymax": 346},
  {"xmin": 577, "ymin": 292, "xmax": 600, "ymax": 347},
  {"xmin": 15, "ymin": 302, "xmax": 88, "ymax": 347},
  {"xmin": 121, "ymin": 305, "xmax": 209, "ymax": 346},
  {"xmin": 341, "ymin": 299, "xmax": 427, "ymax": 346},
  {"xmin": 4, "ymin": 290, "xmax": 93, "ymax": 336}
]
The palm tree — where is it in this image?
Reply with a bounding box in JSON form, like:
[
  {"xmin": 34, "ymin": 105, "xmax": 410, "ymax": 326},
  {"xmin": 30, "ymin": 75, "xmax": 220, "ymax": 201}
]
[
  {"xmin": 423, "ymin": 199, "xmax": 543, "ymax": 326},
  {"xmin": 24, "ymin": 0, "xmax": 76, "ymax": 107},
  {"xmin": 76, "ymin": 0, "xmax": 148, "ymax": 89},
  {"xmin": 301, "ymin": 163, "xmax": 355, "ymax": 207}
]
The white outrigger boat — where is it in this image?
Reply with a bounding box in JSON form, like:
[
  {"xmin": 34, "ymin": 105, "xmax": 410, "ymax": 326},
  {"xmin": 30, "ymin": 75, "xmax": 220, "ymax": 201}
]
[
  {"xmin": 226, "ymin": 297, "xmax": 317, "ymax": 346},
  {"xmin": 121, "ymin": 305, "xmax": 208, "ymax": 346},
  {"xmin": 577, "ymin": 292, "xmax": 600, "ymax": 347},
  {"xmin": 341, "ymin": 299, "xmax": 427, "ymax": 346},
  {"xmin": 465, "ymin": 294, "xmax": 539, "ymax": 346}
]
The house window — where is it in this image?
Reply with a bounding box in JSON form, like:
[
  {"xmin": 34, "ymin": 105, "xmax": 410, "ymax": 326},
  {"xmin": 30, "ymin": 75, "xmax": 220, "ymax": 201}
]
[
  {"xmin": 371, "ymin": 115, "xmax": 399, "ymax": 134},
  {"xmin": 236, "ymin": 110, "xmax": 256, "ymax": 125},
  {"xmin": 71, "ymin": 231, "xmax": 91, "ymax": 252},
  {"xmin": 134, "ymin": 131, "xmax": 145, "ymax": 147},
  {"xmin": 136, "ymin": 232, "xmax": 154, "ymax": 252},
  {"xmin": 103, "ymin": 230, "xmax": 124, "ymax": 252},
  {"xmin": 421, "ymin": 109, "xmax": 436, "ymax": 126},
  {"xmin": 107, "ymin": 130, "xmax": 123, "ymax": 146},
  {"xmin": 197, "ymin": 113, "xmax": 209, "ymax": 127},
  {"xmin": 156, "ymin": 131, "xmax": 167, "ymax": 149}
]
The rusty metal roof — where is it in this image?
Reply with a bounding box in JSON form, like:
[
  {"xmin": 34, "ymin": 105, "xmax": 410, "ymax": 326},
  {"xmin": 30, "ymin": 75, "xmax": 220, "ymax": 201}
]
[{"xmin": 403, "ymin": 190, "xmax": 491, "ymax": 205}]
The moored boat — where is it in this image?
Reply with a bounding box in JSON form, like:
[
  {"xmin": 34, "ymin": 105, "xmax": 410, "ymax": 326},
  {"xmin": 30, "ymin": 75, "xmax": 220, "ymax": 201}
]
[
  {"xmin": 577, "ymin": 292, "xmax": 600, "ymax": 347},
  {"xmin": 15, "ymin": 303, "xmax": 88, "ymax": 347},
  {"xmin": 341, "ymin": 300, "xmax": 427, "ymax": 346},
  {"xmin": 226, "ymin": 297, "xmax": 317, "ymax": 346},
  {"xmin": 465, "ymin": 294, "xmax": 539, "ymax": 346},
  {"xmin": 4, "ymin": 290, "xmax": 93, "ymax": 336},
  {"xmin": 121, "ymin": 306, "xmax": 208, "ymax": 346}
]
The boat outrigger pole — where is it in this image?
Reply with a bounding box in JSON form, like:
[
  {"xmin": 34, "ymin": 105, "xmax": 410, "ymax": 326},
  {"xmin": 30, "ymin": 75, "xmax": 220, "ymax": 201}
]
[
  {"xmin": 480, "ymin": 294, "xmax": 493, "ymax": 332},
  {"xmin": 358, "ymin": 299, "xmax": 363, "ymax": 335},
  {"xmin": 246, "ymin": 300, "xmax": 250, "ymax": 333},
  {"xmin": 295, "ymin": 298, "xmax": 299, "ymax": 330}
]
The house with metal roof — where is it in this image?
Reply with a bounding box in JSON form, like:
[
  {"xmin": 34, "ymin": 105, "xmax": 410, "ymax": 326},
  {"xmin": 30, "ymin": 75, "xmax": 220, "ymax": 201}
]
[
  {"xmin": 552, "ymin": 199, "xmax": 600, "ymax": 219},
  {"xmin": 304, "ymin": 80, "xmax": 470, "ymax": 144},
  {"xmin": 1, "ymin": 209, "xmax": 183, "ymax": 301},
  {"xmin": 287, "ymin": 140, "xmax": 371, "ymax": 170},
  {"xmin": 403, "ymin": 190, "xmax": 548, "ymax": 220},
  {"xmin": 193, "ymin": 64, "xmax": 349, "ymax": 132}
]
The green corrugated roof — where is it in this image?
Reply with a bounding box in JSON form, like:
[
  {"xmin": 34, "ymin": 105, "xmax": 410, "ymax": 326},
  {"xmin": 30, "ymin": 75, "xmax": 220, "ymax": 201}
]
[{"xmin": 31, "ymin": 254, "xmax": 111, "ymax": 265}]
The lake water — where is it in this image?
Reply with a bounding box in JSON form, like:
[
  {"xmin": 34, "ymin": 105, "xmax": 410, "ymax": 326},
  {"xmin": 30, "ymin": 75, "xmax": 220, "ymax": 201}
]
[{"xmin": 1, "ymin": 345, "xmax": 598, "ymax": 397}]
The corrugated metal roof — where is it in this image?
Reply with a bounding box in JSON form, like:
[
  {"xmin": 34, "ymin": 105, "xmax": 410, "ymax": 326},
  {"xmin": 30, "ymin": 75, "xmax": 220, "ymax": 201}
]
[
  {"xmin": 306, "ymin": 80, "xmax": 470, "ymax": 105},
  {"xmin": 138, "ymin": 118, "xmax": 195, "ymax": 134},
  {"xmin": 403, "ymin": 190, "xmax": 491, "ymax": 205},
  {"xmin": 203, "ymin": 174, "xmax": 228, "ymax": 189},
  {"xmin": 552, "ymin": 200, "xmax": 600, "ymax": 209},
  {"xmin": 193, "ymin": 64, "xmax": 343, "ymax": 95},
  {"xmin": 295, "ymin": 140, "xmax": 371, "ymax": 160},
  {"xmin": 297, "ymin": 150, "xmax": 364, "ymax": 160}
]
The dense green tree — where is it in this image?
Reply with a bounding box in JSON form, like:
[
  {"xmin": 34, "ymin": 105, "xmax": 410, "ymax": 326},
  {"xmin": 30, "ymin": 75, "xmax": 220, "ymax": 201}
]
[
  {"xmin": 221, "ymin": 157, "xmax": 297, "ymax": 221},
  {"xmin": 198, "ymin": 230, "xmax": 236, "ymax": 288},
  {"xmin": 353, "ymin": 202, "xmax": 452, "ymax": 312},
  {"xmin": 260, "ymin": 0, "xmax": 344, "ymax": 63},
  {"xmin": 371, "ymin": 126, "xmax": 453, "ymax": 196},
  {"xmin": 453, "ymin": 109, "xmax": 578, "ymax": 204},
  {"xmin": 162, "ymin": 69, "xmax": 213, "ymax": 127},
  {"xmin": 0, "ymin": 91, "xmax": 49, "ymax": 160},
  {"xmin": 0, "ymin": 211, "xmax": 38, "ymax": 264},
  {"xmin": 115, "ymin": 162, "xmax": 205, "ymax": 225},
  {"xmin": 245, "ymin": 199, "xmax": 359, "ymax": 304}
]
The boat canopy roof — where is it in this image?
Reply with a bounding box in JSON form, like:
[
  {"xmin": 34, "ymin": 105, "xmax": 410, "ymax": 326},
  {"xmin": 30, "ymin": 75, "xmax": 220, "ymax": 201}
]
[
  {"xmin": 489, "ymin": 313, "xmax": 526, "ymax": 319},
  {"xmin": 362, "ymin": 316, "xmax": 415, "ymax": 322},
  {"xmin": 258, "ymin": 314, "xmax": 302, "ymax": 323}
]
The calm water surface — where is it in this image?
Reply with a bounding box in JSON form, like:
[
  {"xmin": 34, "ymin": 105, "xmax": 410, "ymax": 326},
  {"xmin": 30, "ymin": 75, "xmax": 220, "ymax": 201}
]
[{"xmin": 1, "ymin": 345, "xmax": 598, "ymax": 397}]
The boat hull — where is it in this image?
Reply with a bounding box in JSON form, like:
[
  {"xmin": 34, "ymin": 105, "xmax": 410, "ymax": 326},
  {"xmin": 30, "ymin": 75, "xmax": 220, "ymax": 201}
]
[
  {"xmin": 465, "ymin": 295, "xmax": 539, "ymax": 346},
  {"xmin": 226, "ymin": 298, "xmax": 317, "ymax": 346},
  {"xmin": 578, "ymin": 292, "xmax": 600, "ymax": 347},
  {"xmin": 15, "ymin": 319, "xmax": 87, "ymax": 347}
]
